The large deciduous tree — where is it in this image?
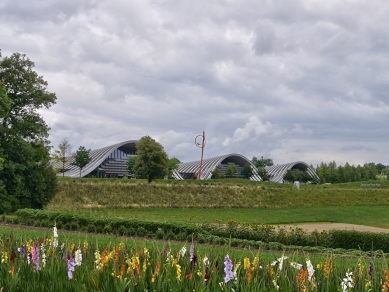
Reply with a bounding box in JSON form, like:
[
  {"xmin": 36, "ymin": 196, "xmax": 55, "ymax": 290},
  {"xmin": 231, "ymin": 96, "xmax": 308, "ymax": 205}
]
[
  {"xmin": 133, "ymin": 136, "xmax": 169, "ymax": 183},
  {"xmin": 0, "ymin": 51, "xmax": 57, "ymax": 213},
  {"xmin": 0, "ymin": 82, "xmax": 10, "ymax": 171},
  {"xmin": 71, "ymin": 146, "xmax": 92, "ymax": 178}
]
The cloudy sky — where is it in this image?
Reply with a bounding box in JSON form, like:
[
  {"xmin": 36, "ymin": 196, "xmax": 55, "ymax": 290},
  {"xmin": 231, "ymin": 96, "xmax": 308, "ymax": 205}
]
[{"xmin": 1, "ymin": 0, "xmax": 388, "ymax": 166}]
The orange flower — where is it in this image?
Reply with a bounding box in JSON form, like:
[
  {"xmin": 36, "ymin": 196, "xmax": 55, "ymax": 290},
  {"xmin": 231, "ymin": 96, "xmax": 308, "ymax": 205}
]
[
  {"xmin": 9, "ymin": 265, "xmax": 15, "ymax": 274},
  {"xmin": 114, "ymin": 247, "xmax": 119, "ymax": 263},
  {"xmin": 151, "ymin": 263, "xmax": 161, "ymax": 283},
  {"xmin": 324, "ymin": 260, "xmax": 333, "ymax": 278},
  {"xmin": 116, "ymin": 264, "xmax": 125, "ymax": 279},
  {"xmin": 247, "ymin": 266, "xmax": 253, "ymax": 283}
]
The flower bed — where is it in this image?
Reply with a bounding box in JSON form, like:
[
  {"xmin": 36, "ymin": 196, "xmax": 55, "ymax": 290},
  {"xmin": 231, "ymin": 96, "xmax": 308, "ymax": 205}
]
[{"xmin": 0, "ymin": 227, "xmax": 388, "ymax": 291}]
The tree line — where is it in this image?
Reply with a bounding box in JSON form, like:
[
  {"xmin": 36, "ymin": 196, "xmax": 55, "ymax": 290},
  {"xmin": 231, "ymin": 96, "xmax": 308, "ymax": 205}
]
[{"xmin": 315, "ymin": 161, "xmax": 387, "ymax": 184}]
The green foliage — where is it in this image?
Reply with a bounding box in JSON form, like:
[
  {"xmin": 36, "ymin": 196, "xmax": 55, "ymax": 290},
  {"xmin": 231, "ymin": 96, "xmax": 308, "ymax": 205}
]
[
  {"xmin": 1, "ymin": 230, "xmax": 388, "ymax": 291},
  {"xmin": 225, "ymin": 164, "xmax": 238, "ymax": 178},
  {"xmin": 316, "ymin": 161, "xmax": 381, "ymax": 183},
  {"xmin": 0, "ymin": 52, "xmax": 57, "ymax": 213},
  {"xmin": 211, "ymin": 167, "xmax": 223, "ymax": 179},
  {"xmin": 168, "ymin": 157, "xmax": 180, "ymax": 178},
  {"xmin": 15, "ymin": 208, "xmax": 389, "ymax": 253},
  {"xmin": 126, "ymin": 156, "xmax": 137, "ymax": 175},
  {"xmin": 252, "ymin": 155, "xmax": 273, "ymax": 167},
  {"xmin": 256, "ymin": 166, "xmax": 268, "ymax": 181},
  {"xmin": 283, "ymin": 169, "xmax": 312, "ymax": 182},
  {"xmin": 133, "ymin": 136, "xmax": 169, "ymax": 183},
  {"xmin": 71, "ymin": 146, "xmax": 92, "ymax": 177},
  {"xmin": 0, "ymin": 81, "xmax": 10, "ymax": 119},
  {"xmin": 51, "ymin": 138, "xmax": 72, "ymax": 176},
  {"xmin": 241, "ymin": 164, "xmax": 253, "ymax": 179}
]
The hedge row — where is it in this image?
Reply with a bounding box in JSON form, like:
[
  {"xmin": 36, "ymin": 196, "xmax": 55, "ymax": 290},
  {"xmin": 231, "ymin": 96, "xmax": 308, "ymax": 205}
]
[{"xmin": 15, "ymin": 208, "xmax": 389, "ymax": 253}]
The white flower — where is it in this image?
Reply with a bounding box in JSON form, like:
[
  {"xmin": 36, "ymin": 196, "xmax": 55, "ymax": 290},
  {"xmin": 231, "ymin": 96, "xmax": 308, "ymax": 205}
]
[
  {"xmin": 75, "ymin": 249, "xmax": 82, "ymax": 266},
  {"xmin": 290, "ymin": 262, "xmax": 303, "ymax": 270},
  {"xmin": 341, "ymin": 270, "xmax": 353, "ymax": 292},
  {"xmin": 53, "ymin": 226, "xmax": 58, "ymax": 248},
  {"xmin": 271, "ymin": 256, "xmax": 288, "ymax": 271},
  {"xmin": 179, "ymin": 246, "xmax": 186, "ymax": 257},
  {"xmin": 306, "ymin": 259, "xmax": 315, "ymax": 282},
  {"xmin": 203, "ymin": 256, "xmax": 209, "ymax": 266}
]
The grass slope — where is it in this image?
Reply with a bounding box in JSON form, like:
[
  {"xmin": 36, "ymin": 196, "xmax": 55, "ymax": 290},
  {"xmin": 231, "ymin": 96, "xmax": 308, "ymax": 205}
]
[{"xmin": 49, "ymin": 178, "xmax": 389, "ymax": 210}]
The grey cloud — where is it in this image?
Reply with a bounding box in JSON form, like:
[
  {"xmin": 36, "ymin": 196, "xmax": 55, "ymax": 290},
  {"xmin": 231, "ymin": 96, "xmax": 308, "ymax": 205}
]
[
  {"xmin": 4, "ymin": 0, "xmax": 389, "ymax": 166},
  {"xmin": 341, "ymin": 145, "xmax": 376, "ymax": 152}
]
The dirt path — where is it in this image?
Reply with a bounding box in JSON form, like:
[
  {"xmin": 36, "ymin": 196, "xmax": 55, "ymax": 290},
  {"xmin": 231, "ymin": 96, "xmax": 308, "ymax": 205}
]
[{"xmin": 278, "ymin": 223, "xmax": 389, "ymax": 233}]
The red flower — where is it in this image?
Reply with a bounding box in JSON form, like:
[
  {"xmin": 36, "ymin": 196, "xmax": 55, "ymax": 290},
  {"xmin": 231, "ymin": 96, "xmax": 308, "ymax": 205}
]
[
  {"xmin": 10, "ymin": 253, "xmax": 15, "ymax": 261},
  {"xmin": 186, "ymin": 274, "xmax": 191, "ymax": 279}
]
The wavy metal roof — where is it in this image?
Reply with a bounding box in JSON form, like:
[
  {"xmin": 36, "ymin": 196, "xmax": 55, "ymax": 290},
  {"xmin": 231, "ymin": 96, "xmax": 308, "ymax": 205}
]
[
  {"xmin": 265, "ymin": 161, "xmax": 320, "ymax": 183},
  {"xmin": 53, "ymin": 140, "xmax": 138, "ymax": 177},
  {"xmin": 174, "ymin": 153, "xmax": 262, "ymax": 181}
]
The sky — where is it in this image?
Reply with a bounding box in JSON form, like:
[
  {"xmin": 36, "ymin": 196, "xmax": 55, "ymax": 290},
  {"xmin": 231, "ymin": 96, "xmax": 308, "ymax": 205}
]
[{"xmin": 1, "ymin": 0, "xmax": 388, "ymax": 166}]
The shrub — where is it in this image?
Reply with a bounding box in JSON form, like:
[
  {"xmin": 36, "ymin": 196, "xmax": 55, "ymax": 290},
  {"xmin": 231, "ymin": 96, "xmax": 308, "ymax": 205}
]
[
  {"xmin": 87, "ymin": 224, "xmax": 96, "ymax": 233},
  {"xmin": 156, "ymin": 229, "xmax": 164, "ymax": 239}
]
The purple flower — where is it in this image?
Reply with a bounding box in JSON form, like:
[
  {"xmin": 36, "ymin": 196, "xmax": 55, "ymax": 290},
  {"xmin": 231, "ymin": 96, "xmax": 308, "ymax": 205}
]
[
  {"xmin": 67, "ymin": 255, "xmax": 75, "ymax": 280},
  {"xmin": 19, "ymin": 245, "xmax": 25, "ymax": 258},
  {"xmin": 31, "ymin": 244, "xmax": 40, "ymax": 270},
  {"xmin": 224, "ymin": 255, "xmax": 233, "ymax": 283},
  {"xmin": 369, "ymin": 262, "xmax": 373, "ymax": 277},
  {"xmin": 163, "ymin": 244, "xmax": 169, "ymax": 255},
  {"xmin": 35, "ymin": 245, "xmax": 41, "ymax": 271},
  {"xmin": 190, "ymin": 243, "xmax": 194, "ymax": 262}
]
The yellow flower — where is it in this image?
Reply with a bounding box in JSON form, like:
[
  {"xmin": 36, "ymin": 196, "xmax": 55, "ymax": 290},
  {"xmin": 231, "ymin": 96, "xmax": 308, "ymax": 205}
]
[
  {"xmin": 143, "ymin": 247, "xmax": 149, "ymax": 258},
  {"xmin": 244, "ymin": 257, "xmax": 250, "ymax": 270},
  {"xmin": 83, "ymin": 241, "xmax": 88, "ymax": 254},
  {"xmin": 1, "ymin": 251, "xmax": 8, "ymax": 263},
  {"xmin": 118, "ymin": 242, "xmax": 125, "ymax": 251},
  {"xmin": 70, "ymin": 243, "xmax": 75, "ymax": 253},
  {"xmin": 253, "ymin": 257, "xmax": 259, "ymax": 269},
  {"xmin": 197, "ymin": 271, "xmax": 203, "ymax": 277},
  {"xmin": 176, "ymin": 264, "xmax": 181, "ymax": 280}
]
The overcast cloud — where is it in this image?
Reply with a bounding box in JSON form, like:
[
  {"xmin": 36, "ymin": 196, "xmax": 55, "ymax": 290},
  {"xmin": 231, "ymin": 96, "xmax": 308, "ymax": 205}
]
[{"xmin": 1, "ymin": 0, "xmax": 388, "ymax": 166}]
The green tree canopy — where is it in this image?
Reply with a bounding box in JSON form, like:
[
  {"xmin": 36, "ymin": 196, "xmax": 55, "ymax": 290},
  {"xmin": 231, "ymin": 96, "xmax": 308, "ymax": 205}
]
[
  {"xmin": 257, "ymin": 166, "xmax": 268, "ymax": 181},
  {"xmin": 133, "ymin": 136, "xmax": 169, "ymax": 183},
  {"xmin": 0, "ymin": 82, "xmax": 10, "ymax": 172},
  {"xmin": 52, "ymin": 138, "xmax": 72, "ymax": 176},
  {"xmin": 241, "ymin": 164, "xmax": 253, "ymax": 179},
  {"xmin": 211, "ymin": 167, "xmax": 222, "ymax": 179},
  {"xmin": 0, "ymin": 51, "xmax": 57, "ymax": 213},
  {"xmin": 126, "ymin": 156, "xmax": 137, "ymax": 176},
  {"xmin": 71, "ymin": 146, "xmax": 92, "ymax": 178},
  {"xmin": 225, "ymin": 164, "xmax": 238, "ymax": 178},
  {"xmin": 168, "ymin": 157, "xmax": 181, "ymax": 179},
  {"xmin": 252, "ymin": 156, "xmax": 274, "ymax": 168}
]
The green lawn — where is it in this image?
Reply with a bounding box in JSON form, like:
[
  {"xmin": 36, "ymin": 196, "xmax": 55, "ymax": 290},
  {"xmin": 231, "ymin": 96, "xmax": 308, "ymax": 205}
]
[{"xmin": 75, "ymin": 205, "xmax": 389, "ymax": 228}]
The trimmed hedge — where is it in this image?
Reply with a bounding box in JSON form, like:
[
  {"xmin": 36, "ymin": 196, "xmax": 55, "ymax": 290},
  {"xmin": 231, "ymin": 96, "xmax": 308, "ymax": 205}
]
[{"xmin": 15, "ymin": 208, "xmax": 389, "ymax": 254}]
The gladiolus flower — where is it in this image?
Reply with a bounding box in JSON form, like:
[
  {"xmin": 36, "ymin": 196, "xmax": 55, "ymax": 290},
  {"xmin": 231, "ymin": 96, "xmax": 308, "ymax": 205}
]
[
  {"xmin": 224, "ymin": 255, "xmax": 233, "ymax": 283},
  {"xmin": 67, "ymin": 256, "xmax": 75, "ymax": 280},
  {"xmin": 75, "ymin": 249, "xmax": 82, "ymax": 266}
]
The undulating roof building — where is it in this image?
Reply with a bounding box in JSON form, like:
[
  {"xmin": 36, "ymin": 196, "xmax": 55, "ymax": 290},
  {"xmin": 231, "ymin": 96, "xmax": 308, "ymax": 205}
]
[
  {"xmin": 265, "ymin": 162, "xmax": 320, "ymax": 183},
  {"xmin": 53, "ymin": 140, "xmax": 319, "ymax": 183},
  {"xmin": 173, "ymin": 154, "xmax": 262, "ymax": 181},
  {"xmin": 53, "ymin": 140, "xmax": 137, "ymax": 178}
]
